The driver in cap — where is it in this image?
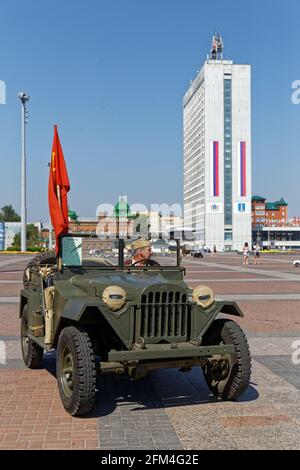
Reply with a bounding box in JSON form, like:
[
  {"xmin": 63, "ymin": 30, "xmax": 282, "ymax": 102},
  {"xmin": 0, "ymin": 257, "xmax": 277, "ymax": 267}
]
[{"xmin": 128, "ymin": 239, "xmax": 158, "ymax": 266}]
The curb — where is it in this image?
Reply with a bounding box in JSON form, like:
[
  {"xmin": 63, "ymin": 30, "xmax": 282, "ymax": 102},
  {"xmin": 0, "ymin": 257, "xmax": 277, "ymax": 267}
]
[{"xmin": 0, "ymin": 251, "xmax": 39, "ymax": 255}]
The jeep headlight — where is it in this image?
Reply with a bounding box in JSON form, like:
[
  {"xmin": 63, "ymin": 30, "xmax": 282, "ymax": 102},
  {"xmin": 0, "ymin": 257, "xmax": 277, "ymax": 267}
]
[
  {"xmin": 192, "ymin": 285, "xmax": 214, "ymax": 309},
  {"xmin": 102, "ymin": 286, "xmax": 127, "ymax": 311}
]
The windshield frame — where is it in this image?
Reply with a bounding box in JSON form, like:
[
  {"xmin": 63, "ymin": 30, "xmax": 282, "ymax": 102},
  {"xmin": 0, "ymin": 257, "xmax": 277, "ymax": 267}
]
[{"xmin": 59, "ymin": 234, "xmax": 182, "ymax": 270}]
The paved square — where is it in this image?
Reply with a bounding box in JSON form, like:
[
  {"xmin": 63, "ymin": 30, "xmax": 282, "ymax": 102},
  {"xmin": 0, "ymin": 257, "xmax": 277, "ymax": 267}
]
[{"xmin": 1, "ymin": 252, "xmax": 300, "ymax": 449}]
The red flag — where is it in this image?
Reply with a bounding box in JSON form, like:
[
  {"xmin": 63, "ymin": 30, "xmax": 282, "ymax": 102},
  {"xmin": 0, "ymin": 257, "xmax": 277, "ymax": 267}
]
[{"xmin": 48, "ymin": 125, "xmax": 70, "ymax": 255}]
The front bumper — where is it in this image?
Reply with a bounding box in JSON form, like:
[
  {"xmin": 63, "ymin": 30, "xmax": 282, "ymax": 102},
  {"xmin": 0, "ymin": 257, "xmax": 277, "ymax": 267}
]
[{"xmin": 108, "ymin": 342, "xmax": 235, "ymax": 362}]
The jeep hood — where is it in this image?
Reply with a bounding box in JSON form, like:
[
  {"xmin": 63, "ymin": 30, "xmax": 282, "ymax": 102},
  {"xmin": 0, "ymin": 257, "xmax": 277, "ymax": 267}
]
[{"xmin": 70, "ymin": 272, "xmax": 188, "ymax": 296}]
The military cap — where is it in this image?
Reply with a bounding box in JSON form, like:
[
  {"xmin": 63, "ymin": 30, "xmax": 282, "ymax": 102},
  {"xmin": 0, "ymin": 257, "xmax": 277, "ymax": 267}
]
[{"xmin": 131, "ymin": 239, "xmax": 151, "ymax": 251}]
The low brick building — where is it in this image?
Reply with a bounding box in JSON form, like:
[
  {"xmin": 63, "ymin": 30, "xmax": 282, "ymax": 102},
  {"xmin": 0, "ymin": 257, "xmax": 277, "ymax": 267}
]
[{"xmin": 252, "ymin": 195, "xmax": 288, "ymax": 227}]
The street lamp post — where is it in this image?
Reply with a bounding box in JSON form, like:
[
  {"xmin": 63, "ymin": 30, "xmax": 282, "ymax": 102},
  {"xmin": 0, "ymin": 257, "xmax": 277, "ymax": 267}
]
[{"xmin": 18, "ymin": 92, "xmax": 29, "ymax": 252}]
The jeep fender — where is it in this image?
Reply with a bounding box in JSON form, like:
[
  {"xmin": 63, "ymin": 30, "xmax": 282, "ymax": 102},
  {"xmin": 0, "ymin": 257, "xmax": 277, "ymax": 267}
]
[
  {"xmin": 191, "ymin": 300, "xmax": 244, "ymax": 345},
  {"xmin": 19, "ymin": 289, "xmax": 40, "ymax": 318},
  {"xmin": 19, "ymin": 291, "xmax": 29, "ymax": 318},
  {"xmin": 217, "ymin": 301, "xmax": 244, "ymax": 317},
  {"xmin": 61, "ymin": 298, "xmax": 133, "ymax": 348}
]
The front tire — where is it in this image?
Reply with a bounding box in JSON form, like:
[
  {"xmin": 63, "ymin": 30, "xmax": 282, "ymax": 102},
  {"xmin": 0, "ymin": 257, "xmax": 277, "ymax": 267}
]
[
  {"xmin": 21, "ymin": 305, "xmax": 44, "ymax": 368},
  {"xmin": 202, "ymin": 319, "xmax": 251, "ymax": 400},
  {"xmin": 56, "ymin": 326, "xmax": 96, "ymax": 416}
]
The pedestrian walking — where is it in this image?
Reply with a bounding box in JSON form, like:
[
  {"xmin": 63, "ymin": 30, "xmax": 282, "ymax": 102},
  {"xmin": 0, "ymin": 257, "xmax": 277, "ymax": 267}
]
[
  {"xmin": 243, "ymin": 242, "xmax": 250, "ymax": 265},
  {"xmin": 253, "ymin": 242, "xmax": 261, "ymax": 265}
]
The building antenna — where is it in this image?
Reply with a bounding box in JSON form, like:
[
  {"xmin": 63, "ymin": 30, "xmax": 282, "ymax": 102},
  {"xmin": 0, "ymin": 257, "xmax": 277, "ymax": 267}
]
[{"xmin": 210, "ymin": 32, "xmax": 223, "ymax": 60}]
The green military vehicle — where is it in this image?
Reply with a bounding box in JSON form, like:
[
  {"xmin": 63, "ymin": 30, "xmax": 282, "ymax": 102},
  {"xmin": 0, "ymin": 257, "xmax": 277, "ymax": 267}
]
[{"xmin": 20, "ymin": 235, "xmax": 251, "ymax": 416}]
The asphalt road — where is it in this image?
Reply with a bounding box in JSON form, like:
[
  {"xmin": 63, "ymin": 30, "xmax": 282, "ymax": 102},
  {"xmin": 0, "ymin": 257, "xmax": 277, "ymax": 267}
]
[{"xmin": 0, "ymin": 252, "xmax": 300, "ymax": 450}]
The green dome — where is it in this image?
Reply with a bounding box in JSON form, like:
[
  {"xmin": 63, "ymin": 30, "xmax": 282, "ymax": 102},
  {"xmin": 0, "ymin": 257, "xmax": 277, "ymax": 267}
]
[
  {"xmin": 113, "ymin": 197, "xmax": 131, "ymax": 218},
  {"xmin": 68, "ymin": 209, "xmax": 79, "ymax": 220}
]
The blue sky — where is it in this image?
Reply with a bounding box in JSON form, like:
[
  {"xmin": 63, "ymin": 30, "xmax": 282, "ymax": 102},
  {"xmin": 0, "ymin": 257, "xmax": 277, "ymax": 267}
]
[{"xmin": 0, "ymin": 0, "xmax": 299, "ymax": 221}]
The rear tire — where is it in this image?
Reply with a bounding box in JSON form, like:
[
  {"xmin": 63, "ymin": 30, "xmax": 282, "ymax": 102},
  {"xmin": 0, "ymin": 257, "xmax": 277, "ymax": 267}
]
[
  {"xmin": 56, "ymin": 326, "xmax": 96, "ymax": 416},
  {"xmin": 21, "ymin": 305, "xmax": 44, "ymax": 368},
  {"xmin": 23, "ymin": 251, "xmax": 56, "ymax": 289},
  {"xmin": 202, "ymin": 319, "xmax": 251, "ymax": 400}
]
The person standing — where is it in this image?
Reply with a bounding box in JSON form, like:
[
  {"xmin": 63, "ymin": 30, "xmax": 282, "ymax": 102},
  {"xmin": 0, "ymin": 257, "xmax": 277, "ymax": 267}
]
[
  {"xmin": 243, "ymin": 242, "xmax": 250, "ymax": 265},
  {"xmin": 253, "ymin": 242, "xmax": 261, "ymax": 265}
]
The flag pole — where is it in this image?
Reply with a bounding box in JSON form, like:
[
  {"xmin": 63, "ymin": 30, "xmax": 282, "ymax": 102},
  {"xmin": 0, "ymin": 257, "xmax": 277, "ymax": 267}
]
[
  {"xmin": 56, "ymin": 185, "xmax": 61, "ymax": 206},
  {"xmin": 56, "ymin": 185, "xmax": 63, "ymax": 270},
  {"xmin": 54, "ymin": 124, "xmax": 63, "ymax": 270}
]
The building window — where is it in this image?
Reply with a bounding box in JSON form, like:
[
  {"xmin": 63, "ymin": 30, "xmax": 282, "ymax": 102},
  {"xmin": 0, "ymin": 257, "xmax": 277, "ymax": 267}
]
[{"xmin": 224, "ymin": 78, "xmax": 232, "ymax": 228}]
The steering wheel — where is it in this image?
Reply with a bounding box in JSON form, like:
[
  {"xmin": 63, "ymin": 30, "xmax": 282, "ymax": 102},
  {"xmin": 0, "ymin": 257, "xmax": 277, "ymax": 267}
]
[{"xmin": 131, "ymin": 259, "xmax": 160, "ymax": 267}]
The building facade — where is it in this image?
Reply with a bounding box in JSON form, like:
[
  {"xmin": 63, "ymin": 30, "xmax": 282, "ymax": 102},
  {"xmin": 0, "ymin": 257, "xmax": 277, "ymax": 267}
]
[
  {"xmin": 265, "ymin": 198, "xmax": 288, "ymax": 225},
  {"xmin": 252, "ymin": 195, "xmax": 288, "ymax": 227},
  {"xmin": 4, "ymin": 222, "xmax": 21, "ymax": 249},
  {"xmin": 251, "ymin": 195, "xmax": 266, "ymax": 226},
  {"xmin": 183, "ymin": 35, "xmax": 251, "ymax": 251},
  {"xmin": 252, "ymin": 226, "xmax": 300, "ymax": 249},
  {"xmin": 0, "ymin": 222, "xmax": 4, "ymax": 251}
]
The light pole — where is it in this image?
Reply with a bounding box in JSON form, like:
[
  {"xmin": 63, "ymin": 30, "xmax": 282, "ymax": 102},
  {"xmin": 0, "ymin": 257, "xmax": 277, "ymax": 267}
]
[
  {"xmin": 256, "ymin": 226, "xmax": 260, "ymax": 246},
  {"xmin": 18, "ymin": 92, "xmax": 29, "ymax": 252},
  {"xmin": 47, "ymin": 162, "xmax": 52, "ymax": 250}
]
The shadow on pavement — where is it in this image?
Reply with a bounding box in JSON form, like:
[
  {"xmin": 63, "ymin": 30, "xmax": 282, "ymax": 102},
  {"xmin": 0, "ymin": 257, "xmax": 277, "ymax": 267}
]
[{"xmin": 43, "ymin": 352, "xmax": 259, "ymax": 418}]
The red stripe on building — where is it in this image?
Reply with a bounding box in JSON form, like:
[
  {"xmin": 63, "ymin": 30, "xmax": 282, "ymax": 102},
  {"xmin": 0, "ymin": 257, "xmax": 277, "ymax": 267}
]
[{"xmin": 214, "ymin": 141, "xmax": 219, "ymax": 196}]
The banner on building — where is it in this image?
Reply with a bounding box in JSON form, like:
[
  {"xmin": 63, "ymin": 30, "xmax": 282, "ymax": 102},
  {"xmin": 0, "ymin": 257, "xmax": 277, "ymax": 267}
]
[
  {"xmin": 207, "ymin": 202, "xmax": 223, "ymax": 214},
  {"xmin": 210, "ymin": 141, "xmax": 219, "ymax": 197},
  {"xmin": 234, "ymin": 202, "xmax": 250, "ymax": 214}
]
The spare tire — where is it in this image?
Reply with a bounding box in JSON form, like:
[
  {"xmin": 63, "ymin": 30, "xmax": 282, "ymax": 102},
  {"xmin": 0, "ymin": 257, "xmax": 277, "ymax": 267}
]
[{"xmin": 23, "ymin": 250, "xmax": 56, "ymax": 289}]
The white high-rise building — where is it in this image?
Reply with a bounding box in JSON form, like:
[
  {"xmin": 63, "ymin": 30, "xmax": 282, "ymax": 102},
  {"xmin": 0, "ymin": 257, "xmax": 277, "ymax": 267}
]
[{"xmin": 183, "ymin": 34, "xmax": 251, "ymax": 251}]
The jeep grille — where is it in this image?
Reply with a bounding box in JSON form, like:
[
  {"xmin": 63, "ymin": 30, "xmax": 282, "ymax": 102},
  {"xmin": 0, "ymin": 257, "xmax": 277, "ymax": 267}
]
[{"xmin": 137, "ymin": 291, "xmax": 191, "ymax": 343}]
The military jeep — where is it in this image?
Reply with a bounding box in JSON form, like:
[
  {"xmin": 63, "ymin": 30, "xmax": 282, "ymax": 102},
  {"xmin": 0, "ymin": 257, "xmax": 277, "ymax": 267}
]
[{"xmin": 20, "ymin": 235, "xmax": 251, "ymax": 416}]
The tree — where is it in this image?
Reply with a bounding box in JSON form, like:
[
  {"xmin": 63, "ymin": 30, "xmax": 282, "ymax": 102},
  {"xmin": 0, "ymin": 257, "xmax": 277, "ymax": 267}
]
[
  {"xmin": 12, "ymin": 224, "xmax": 40, "ymax": 249},
  {"xmin": 12, "ymin": 232, "xmax": 21, "ymax": 249},
  {"xmin": 0, "ymin": 205, "xmax": 21, "ymax": 222}
]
